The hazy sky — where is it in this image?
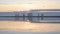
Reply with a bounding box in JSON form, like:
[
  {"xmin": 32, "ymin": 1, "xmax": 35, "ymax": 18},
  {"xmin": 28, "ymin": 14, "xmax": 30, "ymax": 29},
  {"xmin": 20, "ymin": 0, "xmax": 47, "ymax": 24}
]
[
  {"xmin": 0, "ymin": 0, "xmax": 60, "ymax": 3},
  {"xmin": 0, "ymin": 0, "xmax": 60, "ymax": 12}
]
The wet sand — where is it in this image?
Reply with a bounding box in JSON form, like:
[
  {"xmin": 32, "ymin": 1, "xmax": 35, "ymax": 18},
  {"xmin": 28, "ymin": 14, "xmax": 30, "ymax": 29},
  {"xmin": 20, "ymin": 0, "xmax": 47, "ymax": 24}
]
[{"xmin": 0, "ymin": 21, "xmax": 60, "ymax": 32}]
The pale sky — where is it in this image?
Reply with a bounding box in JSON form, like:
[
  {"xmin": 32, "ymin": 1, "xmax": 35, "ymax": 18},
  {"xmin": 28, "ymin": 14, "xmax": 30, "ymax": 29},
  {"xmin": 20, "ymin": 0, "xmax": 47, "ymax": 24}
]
[{"xmin": 0, "ymin": 0, "xmax": 60, "ymax": 12}]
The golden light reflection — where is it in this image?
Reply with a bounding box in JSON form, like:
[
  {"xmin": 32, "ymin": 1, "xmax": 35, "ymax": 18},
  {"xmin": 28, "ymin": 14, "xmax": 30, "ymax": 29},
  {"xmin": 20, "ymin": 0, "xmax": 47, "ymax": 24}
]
[{"xmin": 0, "ymin": 21, "xmax": 60, "ymax": 32}]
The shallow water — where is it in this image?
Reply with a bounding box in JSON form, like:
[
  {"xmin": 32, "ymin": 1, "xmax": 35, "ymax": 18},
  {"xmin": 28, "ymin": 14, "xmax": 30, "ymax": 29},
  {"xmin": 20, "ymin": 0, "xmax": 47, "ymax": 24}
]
[
  {"xmin": 0, "ymin": 12, "xmax": 60, "ymax": 34},
  {"xmin": 0, "ymin": 30, "xmax": 60, "ymax": 34},
  {"xmin": 0, "ymin": 17, "xmax": 60, "ymax": 21}
]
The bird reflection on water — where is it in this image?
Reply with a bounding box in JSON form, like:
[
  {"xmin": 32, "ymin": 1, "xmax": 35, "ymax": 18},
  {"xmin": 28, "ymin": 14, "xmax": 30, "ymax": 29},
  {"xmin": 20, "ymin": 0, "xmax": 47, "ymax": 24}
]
[
  {"xmin": 13, "ymin": 13, "xmax": 60, "ymax": 23},
  {"xmin": 0, "ymin": 13, "xmax": 60, "ymax": 23}
]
